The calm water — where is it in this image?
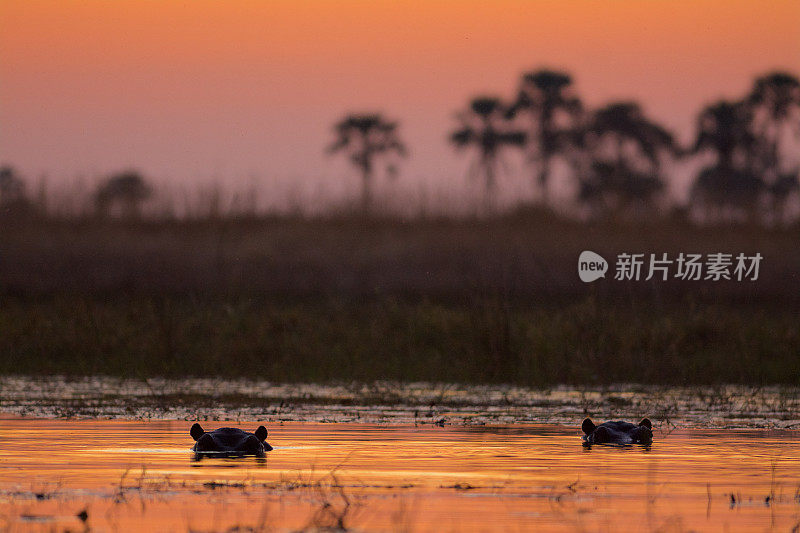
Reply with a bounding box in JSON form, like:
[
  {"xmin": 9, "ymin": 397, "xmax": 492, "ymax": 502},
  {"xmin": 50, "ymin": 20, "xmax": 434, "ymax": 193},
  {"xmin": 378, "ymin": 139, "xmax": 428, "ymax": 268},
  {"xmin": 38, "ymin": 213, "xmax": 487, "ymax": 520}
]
[{"xmin": 0, "ymin": 417, "xmax": 798, "ymax": 532}]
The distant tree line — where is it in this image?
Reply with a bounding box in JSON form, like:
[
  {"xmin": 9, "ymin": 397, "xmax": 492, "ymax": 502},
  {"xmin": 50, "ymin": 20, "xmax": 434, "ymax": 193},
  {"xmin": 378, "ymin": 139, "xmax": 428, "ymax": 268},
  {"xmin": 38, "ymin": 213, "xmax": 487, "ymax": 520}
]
[
  {"xmin": 445, "ymin": 70, "xmax": 680, "ymax": 216},
  {"xmin": 2, "ymin": 69, "xmax": 798, "ymax": 223},
  {"xmin": 0, "ymin": 166, "xmax": 154, "ymax": 220},
  {"xmin": 333, "ymin": 69, "xmax": 800, "ymax": 223}
]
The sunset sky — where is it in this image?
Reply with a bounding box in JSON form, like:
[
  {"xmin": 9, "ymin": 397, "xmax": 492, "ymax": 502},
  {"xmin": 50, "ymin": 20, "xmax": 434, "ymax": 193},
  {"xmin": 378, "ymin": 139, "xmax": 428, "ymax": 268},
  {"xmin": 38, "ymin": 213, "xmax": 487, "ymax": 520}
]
[{"xmin": 2, "ymin": 1, "xmax": 799, "ymax": 206}]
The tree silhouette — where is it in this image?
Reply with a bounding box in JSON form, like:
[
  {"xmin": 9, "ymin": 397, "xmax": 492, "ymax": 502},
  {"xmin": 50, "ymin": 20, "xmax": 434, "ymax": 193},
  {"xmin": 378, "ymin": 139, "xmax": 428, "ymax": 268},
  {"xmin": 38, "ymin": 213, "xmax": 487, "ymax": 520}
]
[
  {"xmin": 692, "ymin": 101, "xmax": 755, "ymax": 168},
  {"xmin": 577, "ymin": 102, "xmax": 675, "ymax": 216},
  {"xmin": 506, "ymin": 69, "xmax": 583, "ymax": 203},
  {"xmin": 450, "ymin": 97, "xmax": 526, "ymax": 209},
  {"xmin": 689, "ymin": 100, "xmax": 764, "ymax": 221},
  {"xmin": 746, "ymin": 72, "xmax": 800, "ymax": 222},
  {"xmin": 327, "ymin": 113, "xmax": 406, "ymax": 212},
  {"xmin": 748, "ymin": 72, "xmax": 800, "ymax": 137},
  {"xmin": 95, "ymin": 171, "xmax": 153, "ymax": 219}
]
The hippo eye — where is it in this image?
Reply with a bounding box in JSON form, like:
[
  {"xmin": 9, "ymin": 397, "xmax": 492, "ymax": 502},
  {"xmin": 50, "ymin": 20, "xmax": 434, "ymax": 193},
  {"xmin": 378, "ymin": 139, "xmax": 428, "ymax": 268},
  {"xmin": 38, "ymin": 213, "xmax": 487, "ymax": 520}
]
[{"xmin": 255, "ymin": 426, "xmax": 268, "ymax": 441}]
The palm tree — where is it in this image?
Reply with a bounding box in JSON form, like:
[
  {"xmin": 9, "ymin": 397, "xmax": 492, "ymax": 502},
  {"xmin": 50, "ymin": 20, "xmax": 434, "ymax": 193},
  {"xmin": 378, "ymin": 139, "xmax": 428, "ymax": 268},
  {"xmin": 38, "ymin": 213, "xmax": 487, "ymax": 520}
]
[
  {"xmin": 577, "ymin": 102, "xmax": 675, "ymax": 215},
  {"xmin": 692, "ymin": 100, "xmax": 755, "ymax": 169},
  {"xmin": 327, "ymin": 113, "xmax": 406, "ymax": 212},
  {"xmin": 450, "ymin": 97, "xmax": 526, "ymax": 209},
  {"xmin": 689, "ymin": 100, "xmax": 764, "ymax": 221},
  {"xmin": 746, "ymin": 72, "xmax": 800, "ymax": 221},
  {"xmin": 95, "ymin": 171, "xmax": 153, "ymax": 218},
  {"xmin": 748, "ymin": 72, "xmax": 800, "ymax": 132},
  {"xmin": 506, "ymin": 69, "xmax": 583, "ymax": 203}
]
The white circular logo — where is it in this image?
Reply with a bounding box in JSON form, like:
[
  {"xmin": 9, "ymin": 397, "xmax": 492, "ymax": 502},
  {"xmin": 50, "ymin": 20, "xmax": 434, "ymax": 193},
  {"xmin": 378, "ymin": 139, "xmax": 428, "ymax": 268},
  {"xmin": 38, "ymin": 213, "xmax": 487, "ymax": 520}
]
[{"xmin": 578, "ymin": 251, "xmax": 608, "ymax": 282}]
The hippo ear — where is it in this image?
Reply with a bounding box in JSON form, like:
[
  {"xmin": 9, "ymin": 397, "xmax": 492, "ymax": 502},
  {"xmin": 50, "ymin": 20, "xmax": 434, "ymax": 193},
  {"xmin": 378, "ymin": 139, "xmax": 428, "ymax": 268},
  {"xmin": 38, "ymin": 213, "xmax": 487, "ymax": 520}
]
[
  {"xmin": 638, "ymin": 418, "xmax": 652, "ymax": 430},
  {"xmin": 581, "ymin": 418, "xmax": 596, "ymax": 434},
  {"xmin": 190, "ymin": 423, "xmax": 205, "ymax": 441},
  {"xmin": 254, "ymin": 426, "xmax": 268, "ymax": 442}
]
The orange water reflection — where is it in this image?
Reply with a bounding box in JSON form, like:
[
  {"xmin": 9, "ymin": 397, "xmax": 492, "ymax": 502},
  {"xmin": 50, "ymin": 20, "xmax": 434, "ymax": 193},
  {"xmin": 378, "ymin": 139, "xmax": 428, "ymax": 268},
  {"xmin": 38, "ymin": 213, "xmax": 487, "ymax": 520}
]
[{"xmin": 0, "ymin": 417, "xmax": 798, "ymax": 531}]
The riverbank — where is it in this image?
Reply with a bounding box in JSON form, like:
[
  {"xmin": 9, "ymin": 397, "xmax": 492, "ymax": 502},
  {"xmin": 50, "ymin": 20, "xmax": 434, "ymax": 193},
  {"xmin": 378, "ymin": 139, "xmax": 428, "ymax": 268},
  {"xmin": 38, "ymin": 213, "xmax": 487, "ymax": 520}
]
[{"xmin": 2, "ymin": 378, "xmax": 798, "ymax": 428}]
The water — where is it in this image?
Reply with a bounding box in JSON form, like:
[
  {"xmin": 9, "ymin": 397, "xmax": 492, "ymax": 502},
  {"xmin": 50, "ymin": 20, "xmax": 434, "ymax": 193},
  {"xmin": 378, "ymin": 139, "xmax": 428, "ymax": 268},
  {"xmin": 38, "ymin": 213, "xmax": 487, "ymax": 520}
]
[{"xmin": 1, "ymin": 417, "xmax": 798, "ymax": 531}]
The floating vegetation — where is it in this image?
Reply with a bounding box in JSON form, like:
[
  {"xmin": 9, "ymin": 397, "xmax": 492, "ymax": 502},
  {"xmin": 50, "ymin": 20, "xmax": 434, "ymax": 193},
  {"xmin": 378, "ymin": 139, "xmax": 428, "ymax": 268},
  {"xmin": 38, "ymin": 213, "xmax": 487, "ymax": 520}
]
[{"xmin": 1, "ymin": 376, "xmax": 797, "ymax": 428}]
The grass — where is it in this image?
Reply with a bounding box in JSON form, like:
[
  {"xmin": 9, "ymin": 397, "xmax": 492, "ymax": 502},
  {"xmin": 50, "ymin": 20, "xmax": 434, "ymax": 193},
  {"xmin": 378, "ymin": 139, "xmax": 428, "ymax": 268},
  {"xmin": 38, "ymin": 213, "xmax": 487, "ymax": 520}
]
[
  {"xmin": 0, "ymin": 211, "xmax": 798, "ymax": 385},
  {"xmin": 0, "ymin": 295, "xmax": 798, "ymax": 384},
  {"xmin": 1, "ymin": 210, "xmax": 798, "ymax": 301}
]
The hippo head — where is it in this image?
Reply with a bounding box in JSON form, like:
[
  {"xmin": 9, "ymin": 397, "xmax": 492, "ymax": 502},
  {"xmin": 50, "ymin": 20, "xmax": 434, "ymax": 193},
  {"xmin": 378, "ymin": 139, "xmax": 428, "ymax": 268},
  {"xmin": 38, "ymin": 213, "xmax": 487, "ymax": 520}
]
[
  {"xmin": 190, "ymin": 423, "xmax": 273, "ymax": 457},
  {"xmin": 581, "ymin": 418, "xmax": 653, "ymax": 446}
]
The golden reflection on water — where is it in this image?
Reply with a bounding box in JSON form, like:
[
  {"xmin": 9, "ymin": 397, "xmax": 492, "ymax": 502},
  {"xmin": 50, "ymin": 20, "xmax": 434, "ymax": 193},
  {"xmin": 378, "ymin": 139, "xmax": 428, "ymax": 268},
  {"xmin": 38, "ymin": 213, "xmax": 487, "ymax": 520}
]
[{"xmin": 0, "ymin": 416, "xmax": 798, "ymax": 531}]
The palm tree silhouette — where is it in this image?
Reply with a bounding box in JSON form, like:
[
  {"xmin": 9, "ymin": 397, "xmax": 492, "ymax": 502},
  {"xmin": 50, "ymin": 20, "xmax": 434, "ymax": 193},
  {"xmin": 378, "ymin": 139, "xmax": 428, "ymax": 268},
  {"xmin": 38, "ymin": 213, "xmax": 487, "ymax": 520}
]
[
  {"xmin": 577, "ymin": 102, "xmax": 674, "ymax": 216},
  {"xmin": 450, "ymin": 97, "xmax": 526, "ymax": 209},
  {"xmin": 95, "ymin": 171, "xmax": 153, "ymax": 219},
  {"xmin": 506, "ymin": 69, "xmax": 583, "ymax": 203},
  {"xmin": 327, "ymin": 113, "xmax": 406, "ymax": 212},
  {"xmin": 746, "ymin": 72, "xmax": 800, "ymax": 222},
  {"xmin": 689, "ymin": 100, "xmax": 763, "ymax": 221},
  {"xmin": 692, "ymin": 101, "xmax": 755, "ymax": 168},
  {"xmin": 748, "ymin": 72, "xmax": 800, "ymax": 128}
]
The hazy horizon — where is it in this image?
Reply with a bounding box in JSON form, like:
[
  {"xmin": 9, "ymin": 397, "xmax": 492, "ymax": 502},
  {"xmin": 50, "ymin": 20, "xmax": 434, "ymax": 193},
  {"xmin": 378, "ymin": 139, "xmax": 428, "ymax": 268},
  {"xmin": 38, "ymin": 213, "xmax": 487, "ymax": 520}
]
[{"xmin": 2, "ymin": 0, "xmax": 799, "ymax": 207}]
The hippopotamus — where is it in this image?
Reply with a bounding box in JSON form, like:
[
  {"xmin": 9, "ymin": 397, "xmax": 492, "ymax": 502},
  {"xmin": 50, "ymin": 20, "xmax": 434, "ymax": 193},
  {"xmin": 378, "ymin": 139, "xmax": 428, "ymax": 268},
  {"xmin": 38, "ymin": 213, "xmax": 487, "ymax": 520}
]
[
  {"xmin": 581, "ymin": 418, "xmax": 653, "ymax": 446},
  {"xmin": 190, "ymin": 423, "xmax": 273, "ymax": 457}
]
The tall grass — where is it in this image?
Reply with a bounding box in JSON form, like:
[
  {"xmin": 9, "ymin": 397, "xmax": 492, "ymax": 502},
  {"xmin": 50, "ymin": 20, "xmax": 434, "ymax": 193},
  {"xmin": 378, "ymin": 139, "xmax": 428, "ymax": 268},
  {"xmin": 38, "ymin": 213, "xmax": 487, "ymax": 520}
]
[
  {"xmin": 0, "ymin": 295, "xmax": 797, "ymax": 384},
  {"xmin": 0, "ymin": 212, "xmax": 798, "ymax": 384},
  {"xmin": 1, "ymin": 212, "xmax": 798, "ymax": 301}
]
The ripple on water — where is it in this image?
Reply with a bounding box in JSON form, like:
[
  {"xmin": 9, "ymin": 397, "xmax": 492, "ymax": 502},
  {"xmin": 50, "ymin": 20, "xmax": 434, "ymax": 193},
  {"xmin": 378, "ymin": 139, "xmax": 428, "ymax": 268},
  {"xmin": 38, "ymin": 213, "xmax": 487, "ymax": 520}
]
[{"xmin": 0, "ymin": 418, "xmax": 798, "ymax": 531}]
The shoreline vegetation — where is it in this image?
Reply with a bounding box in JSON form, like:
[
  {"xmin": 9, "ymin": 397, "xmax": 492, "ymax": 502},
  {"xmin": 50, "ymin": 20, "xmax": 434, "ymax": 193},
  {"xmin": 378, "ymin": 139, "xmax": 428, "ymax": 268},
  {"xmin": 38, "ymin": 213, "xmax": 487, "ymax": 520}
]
[
  {"xmin": 1, "ymin": 377, "xmax": 798, "ymax": 428},
  {"xmin": 1, "ymin": 212, "xmax": 798, "ymax": 385}
]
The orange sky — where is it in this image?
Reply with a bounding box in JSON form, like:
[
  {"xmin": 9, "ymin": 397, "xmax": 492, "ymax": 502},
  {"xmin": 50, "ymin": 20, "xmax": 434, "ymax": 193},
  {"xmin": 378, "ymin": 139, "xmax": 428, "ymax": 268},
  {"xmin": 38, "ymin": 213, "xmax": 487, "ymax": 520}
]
[{"xmin": 1, "ymin": 1, "xmax": 799, "ymax": 203}]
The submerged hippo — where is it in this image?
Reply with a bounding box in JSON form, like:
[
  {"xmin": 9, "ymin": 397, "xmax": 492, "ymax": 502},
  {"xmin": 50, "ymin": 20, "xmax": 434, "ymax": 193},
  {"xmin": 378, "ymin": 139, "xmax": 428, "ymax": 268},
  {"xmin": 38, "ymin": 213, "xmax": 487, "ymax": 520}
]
[
  {"xmin": 190, "ymin": 423, "xmax": 273, "ymax": 457},
  {"xmin": 581, "ymin": 418, "xmax": 653, "ymax": 446}
]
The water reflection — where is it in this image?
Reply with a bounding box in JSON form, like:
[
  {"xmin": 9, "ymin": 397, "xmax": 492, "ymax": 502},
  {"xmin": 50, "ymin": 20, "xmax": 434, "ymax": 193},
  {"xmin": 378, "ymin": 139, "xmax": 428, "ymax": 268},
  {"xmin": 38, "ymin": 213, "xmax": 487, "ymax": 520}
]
[{"xmin": 0, "ymin": 417, "xmax": 798, "ymax": 531}]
